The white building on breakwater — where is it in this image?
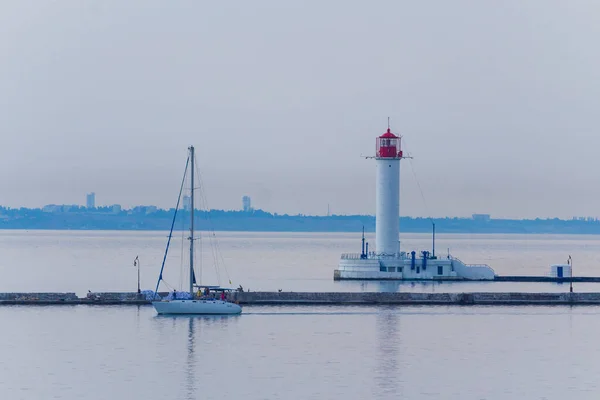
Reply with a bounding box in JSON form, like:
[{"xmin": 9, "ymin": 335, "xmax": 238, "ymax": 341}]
[{"xmin": 334, "ymin": 125, "xmax": 495, "ymax": 281}]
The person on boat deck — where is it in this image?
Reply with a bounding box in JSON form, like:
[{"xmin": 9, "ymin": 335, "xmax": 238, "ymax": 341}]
[
  {"xmin": 172, "ymin": 289, "xmax": 176, "ymax": 299},
  {"xmin": 220, "ymin": 291, "xmax": 225, "ymax": 301}
]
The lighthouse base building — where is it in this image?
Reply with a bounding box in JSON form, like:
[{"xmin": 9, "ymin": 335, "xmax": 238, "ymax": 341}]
[
  {"xmin": 335, "ymin": 252, "xmax": 495, "ymax": 281},
  {"xmin": 334, "ymin": 126, "xmax": 495, "ymax": 281}
]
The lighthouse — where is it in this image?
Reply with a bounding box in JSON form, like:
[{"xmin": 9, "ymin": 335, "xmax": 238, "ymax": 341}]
[
  {"xmin": 375, "ymin": 126, "xmax": 403, "ymax": 256},
  {"xmin": 333, "ymin": 123, "xmax": 496, "ymax": 281}
]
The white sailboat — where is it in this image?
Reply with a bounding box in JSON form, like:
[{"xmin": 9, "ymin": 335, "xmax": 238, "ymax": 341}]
[{"xmin": 152, "ymin": 146, "xmax": 242, "ymax": 315}]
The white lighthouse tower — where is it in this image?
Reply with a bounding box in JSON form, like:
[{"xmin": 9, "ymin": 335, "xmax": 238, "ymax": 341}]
[
  {"xmin": 374, "ymin": 125, "xmax": 403, "ymax": 256},
  {"xmin": 334, "ymin": 122, "xmax": 496, "ymax": 281}
]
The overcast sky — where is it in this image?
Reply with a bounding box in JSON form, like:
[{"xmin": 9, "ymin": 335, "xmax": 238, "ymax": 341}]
[{"xmin": 1, "ymin": 1, "xmax": 599, "ymax": 218}]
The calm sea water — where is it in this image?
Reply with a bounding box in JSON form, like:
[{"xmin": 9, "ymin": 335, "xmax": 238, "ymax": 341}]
[
  {"xmin": 1, "ymin": 231, "xmax": 600, "ymax": 399},
  {"xmin": 1, "ymin": 230, "xmax": 600, "ymax": 294}
]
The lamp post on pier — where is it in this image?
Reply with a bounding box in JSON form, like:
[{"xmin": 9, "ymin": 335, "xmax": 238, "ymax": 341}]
[
  {"xmin": 568, "ymin": 255, "xmax": 573, "ymax": 293},
  {"xmin": 134, "ymin": 256, "xmax": 141, "ymax": 294}
]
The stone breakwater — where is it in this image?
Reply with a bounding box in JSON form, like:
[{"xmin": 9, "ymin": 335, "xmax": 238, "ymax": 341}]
[
  {"xmin": 2, "ymin": 291, "xmax": 600, "ymax": 305},
  {"xmin": 0, "ymin": 292, "xmax": 167, "ymax": 305},
  {"xmin": 0, "ymin": 292, "xmax": 79, "ymax": 301}
]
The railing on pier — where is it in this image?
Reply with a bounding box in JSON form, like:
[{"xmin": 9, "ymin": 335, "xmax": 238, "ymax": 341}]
[
  {"xmin": 340, "ymin": 253, "xmax": 364, "ymax": 260},
  {"xmin": 340, "ymin": 252, "xmax": 409, "ymax": 260},
  {"xmin": 341, "ymin": 253, "xmax": 492, "ymax": 265},
  {"xmin": 452, "ymin": 256, "xmax": 491, "ymax": 268}
]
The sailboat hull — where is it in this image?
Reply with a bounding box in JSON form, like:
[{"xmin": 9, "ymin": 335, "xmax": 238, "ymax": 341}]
[{"xmin": 152, "ymin": 299, "xmax": 242, "ymax": 315}]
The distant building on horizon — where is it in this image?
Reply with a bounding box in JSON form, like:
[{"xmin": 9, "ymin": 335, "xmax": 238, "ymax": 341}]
[
  {"xmin": 42, "ymin": 204, "xmax": 61, "ymax": 213},
  {"xmin": 86, "ymin": 192, "xmax": 96, "ymax": 209},
  {"xmin": 111, "ymin": 204, "xmax": 122, "ymax": 214},
  {"xmin": 132, "ymin": 205, "xmax": 157, "ymax": 215},
  {"xmin": 43, "ymin": 204, "xmax": 79, "ymax": 213},
  {"xmin": 242, "ymin": 196, "xmax": 252, "ymax": 212},
  {"xmin": 472, "ymin": 213, "xmax": 491, "ymax": 222},
  {"xmin": 146, "ymin": 205, "xmax": 157, "ymax": 214},
  {"xmin": 183, "ymin": 195, "xmax": 191, "ymax": 211},
  {"xmin": 572, "ymin": 216, "xmax": 599, "ymax": 222}
]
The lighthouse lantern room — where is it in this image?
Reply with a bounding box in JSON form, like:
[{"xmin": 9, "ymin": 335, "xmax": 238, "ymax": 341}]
[{"xmin": 376, "ymin": 129, "xmax": 403, "ymax": 159}]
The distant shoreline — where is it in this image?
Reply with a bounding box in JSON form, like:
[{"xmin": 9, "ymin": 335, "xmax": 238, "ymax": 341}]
[{"xmin": 1, "ymin": 207, "xmax": 599, "ymax": 234}]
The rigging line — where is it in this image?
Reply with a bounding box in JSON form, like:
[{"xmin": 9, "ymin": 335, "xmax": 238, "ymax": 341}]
[
  {"xmin": 190, "ymin": 182, "xmax": 199, "ymax": 289},
  {"xmin": 211, "ymin": 230, "xmax": 231, "ymax": 284},
  {"xmin": 201, "ymin": 199, "xmax": 222, "ymax": 285},
  {"xmin": 191, "ymin": 157, "xmax": 205, "ymax": 286},
  {"xmin": 205, "ymin": 227, "xmax": 221, "ymax": 285},
  {"xmin": 193, "ymin": 202, "xmax": 200, "ymax": 288},
  {"xmin": 179, "ymin": 182, "xmax": 187, "ymax": 291},
  {"xmin": 197, "ymin": 207, "xmax": 202, "ymax": 287},
  {"xmin": 199, "ymin": 233, "xmax": 204, "ymax": 285},
  {"xmin": 153, "ymin": 155, "xmax": 190, "ymax": 298},
  {"xmin": 402, "ymin": 137, "xmax": 434, "ymax": 225},
  {"xmin": 210, "ymin": 231, "xmax": 222, "ymax": 285},
  {"xmin": 194, "ymin": 157, "xmax": 226, "ymax": 285},
  {"xmin": 191, "ymin": 157, "xmax": 212, "ymax": 285},
  {"xmin": 207, "ymin": 220, "xmax": 230, "ymax": 284},
  {"xmin": 193, "ymin": 159, "xmax": 232, "ymax": 285},
  {"xmin": 211, "ymin": 237, "xmax": 223, "ymax": 285},
  {"xmin": 184, "ymin": 160, "xmax": 200, "ymax": 288},
  {"xmin": 203, "ymin": 192, "xmax": 222, "ymax": 285},
  {"xmin": 179, "ymin": 193, "xmax": 186, "ymax": 291},
  {"xmin": 161, "ymin": 279, "xmax": 175, "ymax": 290},
  {"xmin": 207, "ymin": 215, "xmax": 227, "ymax": 285}
]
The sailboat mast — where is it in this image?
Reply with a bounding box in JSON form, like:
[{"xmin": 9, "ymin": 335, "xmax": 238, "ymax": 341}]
[{"xmin": 189, "ymin": 146, "xmax": 195, "ymax": 296}]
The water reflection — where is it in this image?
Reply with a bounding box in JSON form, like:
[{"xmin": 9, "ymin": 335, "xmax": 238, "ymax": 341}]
[
  {"xmin": 186, "ymin": 317, "xmax": 195, "ymax": 400},
  {"xmin": 135, "ymin": 305, "xmax": 141, "ymax": 323},
  {"xmin": 374, "ymin": 308, "xmax": 401, "ymax": 397},
  {"xmin": 153, "ymin": 314, "xmax": 242, "ymax": 322},
  {"xmin": 336, "ymin": 279, "xmax": 585, "ymax": 293},
  {"xmin": 152, "ymin": 314, "xmax": 241, "ymax": 400}
]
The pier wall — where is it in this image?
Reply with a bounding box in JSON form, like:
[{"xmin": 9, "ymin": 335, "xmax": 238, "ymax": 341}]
[
  {"xmin": 88, "ymin": 292, "xmax": 145, "ymax": 301},
  {"xmin": 0, "ymin": 292, "xmax": 167, "ymax": 304},
  {"xmin": 230, "ymin": 291, "xmax": 600, "ymax": 305},
  {"xmin": 3, "ymin": 291, "xmax": 600, "ymax": 305},
  {"xmin": 0, "ymin": 292, "xmax": 78, "ymax": 301}
]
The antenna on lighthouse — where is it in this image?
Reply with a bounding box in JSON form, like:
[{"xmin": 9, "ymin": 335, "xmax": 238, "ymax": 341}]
[{"xmin": 387, "ymin": 117, "xmax": 390, "ymax": 130}]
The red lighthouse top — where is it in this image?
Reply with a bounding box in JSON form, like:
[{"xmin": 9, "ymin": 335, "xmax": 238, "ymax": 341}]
[{"xmin": 377, "ymin": 128, "xmax": 403, "ymax": 158}]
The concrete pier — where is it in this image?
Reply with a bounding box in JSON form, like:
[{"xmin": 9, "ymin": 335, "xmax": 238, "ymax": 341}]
[
  {"xmin": 334, "ymin": 275, "xmax": 600, "ymax": 282},
  {"xmin": 2, "ymin": 291, "xmax": 600, "ymax": 306},
  {"xmin": 494, "ymin": 276, "xmax": 600, "ymax": 282},
  {"xmin": 230, "ymin": 291, "xmax": 600, "ymax": 305}
]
